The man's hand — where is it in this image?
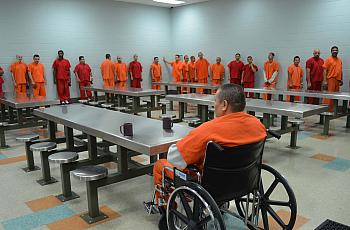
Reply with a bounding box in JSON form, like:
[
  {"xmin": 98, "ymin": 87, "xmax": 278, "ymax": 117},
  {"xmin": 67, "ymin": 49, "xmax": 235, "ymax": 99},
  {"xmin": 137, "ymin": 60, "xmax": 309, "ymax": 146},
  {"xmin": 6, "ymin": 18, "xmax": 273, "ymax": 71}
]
[
  {"xmin": 307, "ymin": 82, "xmax": 312, "ymax": 89},
  {"xmin": 322, "ymin": 80, "xmax": 328, "ymax": 88}
]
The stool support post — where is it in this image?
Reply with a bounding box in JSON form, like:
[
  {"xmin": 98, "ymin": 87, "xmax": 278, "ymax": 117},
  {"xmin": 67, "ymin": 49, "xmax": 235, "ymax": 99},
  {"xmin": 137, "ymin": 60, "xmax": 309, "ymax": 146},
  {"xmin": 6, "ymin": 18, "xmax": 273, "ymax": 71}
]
[{"xmin": 37, "ymin": 150, "xmax": 57, "ymax": 185}]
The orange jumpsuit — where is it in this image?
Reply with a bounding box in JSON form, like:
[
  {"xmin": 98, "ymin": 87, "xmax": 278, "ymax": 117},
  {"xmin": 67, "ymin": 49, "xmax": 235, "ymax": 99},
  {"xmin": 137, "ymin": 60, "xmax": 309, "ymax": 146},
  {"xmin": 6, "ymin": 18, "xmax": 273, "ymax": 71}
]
[
  {"xmin": 287, "ymin": 64, "xmax": 303, "ymax": 102},
  {"xmin": 115, "ymin": 62, "xmax": 128, "ymax": 88},
  {"xmin": 10, "ymin": 62, "xmax": 27, "ymax": 94},
  {"xmin": 100, "ymin": 59, "xmax": 115, "ymax": 88},
  {"xmin": 181, "ymin": 61, "xmax": 190, "ymax": 92},
  {"xmin": 188, "ymin": 61, "xmax": 196, "ymax": 82},
  {"xmin": 322, "ymin": 56, "xmax": 343, "ymax": 111},
  {"xmin": 150, "ymin": 63, "xmax": 162, "ymax": 90},
  {"xmin": 28, "ymin": 63, "xmax": 46, "ymax": 96},
  {"xmin": 263, "ymin": 61, "xmax": 279, "ymax": 100},
  {"xmin": 195, "ymin": 59, "xmax": 210, "ymax": 93},
  {"xmin": 153, "ymin": 112, "xmax": 267, "ymax": 204},
  {"xmin": 170, "ymin": 61, "xmax": 183, "ymax": 82},
  {"xmin": 211, "ymin": 63, "xmax": 225, "ymax": 93}
]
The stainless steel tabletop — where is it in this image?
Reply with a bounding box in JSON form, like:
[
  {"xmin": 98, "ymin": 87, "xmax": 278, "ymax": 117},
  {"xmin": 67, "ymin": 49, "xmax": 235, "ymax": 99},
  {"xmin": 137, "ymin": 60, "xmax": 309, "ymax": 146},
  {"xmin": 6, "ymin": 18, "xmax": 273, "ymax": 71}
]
[
  {"xmin": 34, "ymin": 104, "xmax": 192, "ymax": 155},
  {"xmin": 0, "ymin": 93, "xmax": 60, "ymax": 109},
  {"xmin": 86, "ymin": 86, "xmax": 165, "ymax": 97},
  {"xmin": 244, "ymin": 88, "xmax": 350, "ymax": 100},
  {"xmin": 166, "ymin": 94, "xmax": 328, "ymax": 118},
  {"xmin": 153, "ymin": 81, "xmax": 220, "ymax": 90}
]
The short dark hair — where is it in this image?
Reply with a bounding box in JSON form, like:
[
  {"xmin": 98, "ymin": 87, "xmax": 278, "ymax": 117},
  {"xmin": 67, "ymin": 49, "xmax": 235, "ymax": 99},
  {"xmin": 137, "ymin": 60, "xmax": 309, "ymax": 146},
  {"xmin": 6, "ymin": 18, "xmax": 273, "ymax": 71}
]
[
  {"xmin": 58, "ymin": 50, "xmax": 64, "ymax": 54},
  {"xmin": 331, "ymin": 46, "xmax": 338, "ymax": 51},
  {"xmin": 33, "ymin": 54, "xmax": 40, "ymax": 58},
  {"xmin": 217, "ymin": 84, "xmax": 246, "ymax": 112},
  {"xmin": 106, "ymin": 54, "xmax": 111, "ymax": 59},
  {"xmin": 175, "ymin": 54, "xmax": 180, "ymax": 58},
  {"xmin": 235, "ymin": 53, "xmax": 241, "ymax": 56},
  {"xmin": 154, "ymin": 56, "xmax": 159, "ymax": 60},
  {"xmin": 247, "ymin": 56, "xmax": 252, "ymax": 59},
  {"xmin": 269, "ymin": 52, "xmax": 275, "ymax": 57},
  {"xmin": 294, "ymin": 56, "xmax": 300, "ymax": 61},
  {"xmin": 79, "ymin": 56, "xmax": 84, "ymax": 60},
  {"xmin": 190, "ymin": 56, "xmax": 195, "ymax": 59}
]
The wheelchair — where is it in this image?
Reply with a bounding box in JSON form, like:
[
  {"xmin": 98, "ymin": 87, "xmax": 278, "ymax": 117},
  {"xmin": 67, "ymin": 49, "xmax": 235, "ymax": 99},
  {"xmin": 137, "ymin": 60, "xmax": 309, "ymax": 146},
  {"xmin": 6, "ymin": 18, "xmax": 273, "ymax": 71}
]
[{"xmin": 146, "ymin": 130, "xmax": 297, "ymax": 230}]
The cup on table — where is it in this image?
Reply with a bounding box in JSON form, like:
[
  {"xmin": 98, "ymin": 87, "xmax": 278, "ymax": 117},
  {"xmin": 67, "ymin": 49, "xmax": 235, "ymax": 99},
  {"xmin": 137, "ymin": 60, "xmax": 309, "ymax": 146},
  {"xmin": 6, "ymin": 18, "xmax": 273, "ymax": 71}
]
[
  {"xmin": 162, "ymin": 117, "xmax": 173, "ymax": 130},
  {"xmin": 120, "ymin": 123, "xmax": 133, "ymax": 136}
]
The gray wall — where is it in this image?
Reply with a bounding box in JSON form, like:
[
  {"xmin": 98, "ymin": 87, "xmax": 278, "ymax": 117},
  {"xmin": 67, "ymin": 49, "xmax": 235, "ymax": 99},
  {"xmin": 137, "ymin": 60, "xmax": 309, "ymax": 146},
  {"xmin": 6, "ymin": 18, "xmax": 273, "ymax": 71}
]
[
  {"xmin": 1, "ymin": 0, "xmax": 349, "ymax": 97},
  {"xmin": 171, "ymin": 0, "xmax": 350, "ymax": 91},
  {"xmin": 0, "ymin": 0, "xmax": 172, "ymax": 97}
]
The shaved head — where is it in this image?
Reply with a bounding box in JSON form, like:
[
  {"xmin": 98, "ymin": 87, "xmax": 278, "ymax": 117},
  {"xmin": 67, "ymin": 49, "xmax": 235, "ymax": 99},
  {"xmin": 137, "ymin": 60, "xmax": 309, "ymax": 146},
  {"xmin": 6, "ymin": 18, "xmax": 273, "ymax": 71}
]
[{"xmin": 313, "ymin": 49, "xmax": 321, "ymax": 58}]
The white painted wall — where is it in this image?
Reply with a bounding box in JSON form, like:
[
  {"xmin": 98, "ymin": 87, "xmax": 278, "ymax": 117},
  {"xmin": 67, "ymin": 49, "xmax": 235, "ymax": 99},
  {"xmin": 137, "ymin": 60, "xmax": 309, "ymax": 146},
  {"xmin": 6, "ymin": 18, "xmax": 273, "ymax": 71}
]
[
  {"xmin": 171, "ymin": 0, "xmax": 350, "ymax": 91},
  {"xmin": 1, "ymin": 0, "xmax": 349, "ymax": 97},
  {"xmin": 0, "ymin": 0, "xmax": 172, "ymax": 97}
]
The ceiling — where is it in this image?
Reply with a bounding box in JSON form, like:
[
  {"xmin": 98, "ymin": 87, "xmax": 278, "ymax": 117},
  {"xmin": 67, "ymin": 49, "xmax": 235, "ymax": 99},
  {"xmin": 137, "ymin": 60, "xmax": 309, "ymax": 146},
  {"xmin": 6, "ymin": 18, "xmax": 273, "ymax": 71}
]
[{"xmin": 113, "ymin": 0, "xmax": 210, "ymax": 8}]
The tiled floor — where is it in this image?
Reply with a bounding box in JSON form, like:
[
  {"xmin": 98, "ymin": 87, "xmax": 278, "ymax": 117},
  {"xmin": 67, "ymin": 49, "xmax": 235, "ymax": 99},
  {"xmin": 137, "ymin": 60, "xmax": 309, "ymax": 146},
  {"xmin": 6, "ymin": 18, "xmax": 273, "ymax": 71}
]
[{"xmin": 0, "ymin": 107, "xmax": 349, "ymax": 229}]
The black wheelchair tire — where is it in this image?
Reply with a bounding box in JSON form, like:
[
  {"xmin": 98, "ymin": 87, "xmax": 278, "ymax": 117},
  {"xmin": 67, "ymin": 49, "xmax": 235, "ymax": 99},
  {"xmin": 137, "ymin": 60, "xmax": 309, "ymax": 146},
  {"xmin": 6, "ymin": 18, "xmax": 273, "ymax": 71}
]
[
  {"xmin": 167, "ymin": 181, "xmax": 226, "ymax": 230},
  {"xmin": 235, "ymin": 164, "xmax": 297, "ymax": 230}
]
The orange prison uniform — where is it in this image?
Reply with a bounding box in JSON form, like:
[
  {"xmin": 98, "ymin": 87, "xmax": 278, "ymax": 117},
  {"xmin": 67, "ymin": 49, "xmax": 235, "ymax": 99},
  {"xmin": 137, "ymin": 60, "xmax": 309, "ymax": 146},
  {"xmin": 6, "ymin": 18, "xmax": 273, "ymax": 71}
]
[
  {"xmin": 188, "ymin": 62, "xmax": 196, "ymax": 82},
  {"xmin": 100, "ymin": 60, "xmax": 115, "ymax": 88},
  {"xmin": 263, "ymin": 61, "xmax": 279, "ymax": 100},
  {"xmin": 195, "ymin": 59, "xmax": 210, "ymax": 93},
  {"xmin": 150, "ymin": 63, "xmax": 162, "ymax": 90},
  {"xmin": 52, "ymin": 59, "xmax": 71, "ymax": 101},
  {"xmin": 322, "ymin": 56, "xmax": 343, "ymax": 111},
  {"xmin": 28, "ymin": 63, "xmax": 46, "ymax": 96},
  {"xmin": 287, "ymin": 64, "xmax": 303, "ymax": 102},
  {"xmin": 170, "ymin": 61, "xmax": 183, "ymax": 82},
  {"xmin": 153, "ymin": 112, "xmax": 267, "ymax": 204},
  {"xmin": 211, "ymin": 63, "xmax": 224, "ymax": 94},
  {"xmin": 10, "ymin": 62, "xmax": 27, "ymax": 94},
  {"xmin": 115, "ymin": 63, "xmax": 128, "ymax": 88},
  {"xmin": 181, "ymin": 62, "xmax": 190, "ymax": 92}
]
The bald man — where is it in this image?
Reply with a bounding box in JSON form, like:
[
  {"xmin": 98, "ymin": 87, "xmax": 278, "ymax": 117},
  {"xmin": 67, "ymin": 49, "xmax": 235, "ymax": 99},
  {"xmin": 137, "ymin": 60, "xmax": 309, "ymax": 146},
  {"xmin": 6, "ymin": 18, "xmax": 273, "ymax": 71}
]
[
  {"xmin": 10, "ymin": 55, "xmax": 27, "ymax": 95},
  {"xmin": 152, "ymin": 84, "xmax": 267, "ymax": 227},
  {"xmin": 115, "ymin": 56, "xmax": 128, "ymax": 88},
  {"xmin": 129, "ymin": 54, "xmax": 143, "ymax": 88},
  {"xmin": 306, "ymin": 49, "xmax": 324, "ymax": 104},
  {"xmin": 263, "ymin": 52, "xmax": 279, "ymax": 100},
  {"xmin": 195, "ymin": 52, "xmax": 210, "ymax": 93},
  {"xmin": 322, "ymin": 46, "xmax": 343, "ymax": 111},
  {"xmin": 188, "ymin": 56, "xmax": 196, "ymax": 83}
]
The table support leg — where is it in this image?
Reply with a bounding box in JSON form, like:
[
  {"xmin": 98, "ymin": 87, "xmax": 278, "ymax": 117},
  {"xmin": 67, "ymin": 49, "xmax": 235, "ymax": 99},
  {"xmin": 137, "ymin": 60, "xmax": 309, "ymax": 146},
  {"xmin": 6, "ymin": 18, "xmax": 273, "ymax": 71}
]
[
  {"xmin": 346, "ymin": 115, "xmax": 350, "ymax": 128},
  {"xmin": 22, "ymin": 141, "xmax": 40, "ymax": 172},
  {"xmin": 262, "ymin": 114, "xmax": 271, "ymax": 129},
  {"xmin": 200, "ymin": 105, "xmax": 209, "ymax": 122},
  {"xmin": 64, "ymin": 126, "xmax": 74, "ymax": 150},
  {"xmin": 81, "ymin": 180, "xmax": 108, "ymax": 224},
  {"xmin": 323, "ymin": 116, "xmax": 330, "ymax": 136},
  {"xmin": 8, "ymin": 107, "xmax": 15, "ymax": 123},
  {"xmin": 281, "ymin": 116, "xmax": 288, "ymax": 130},
  {"xmin": 88, "ymin": 135, "xmax": 98, "ymax": 161},
  {"xmin": 37, "ymin": 150, "xmax": 57, "ymax": 186},
  {"xmin": 94, "ymin": 91, "xmax": 98, "ymax": 102},
  {"xmin": 48, "ymin": 121, "xmax": 57, "ymax": 141},
  {"xmin": 0, "ymin": 104, "xmax": 6, "ymax": 121},
  {"xmin": 0, "ymin": 127, "xmax": 9, "ymax": 148},
  {"xmin": 179, "ymin": 102, "xmax": 185, "ymax": 121},
  {"xmin": 289, "ymin": 124, "xmax": 298, "ymax": 149},
  {"xmin": 56, "ymin": 163, "xmax": 80, "ymax": 202}
]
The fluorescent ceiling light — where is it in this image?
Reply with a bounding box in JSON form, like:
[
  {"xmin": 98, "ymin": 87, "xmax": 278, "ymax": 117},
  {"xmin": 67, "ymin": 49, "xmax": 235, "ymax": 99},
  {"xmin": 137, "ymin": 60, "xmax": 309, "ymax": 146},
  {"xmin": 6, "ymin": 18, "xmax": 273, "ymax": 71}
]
[{"xmin": 153, "ymin": 0, "xmax": 185, "ymax": 5}]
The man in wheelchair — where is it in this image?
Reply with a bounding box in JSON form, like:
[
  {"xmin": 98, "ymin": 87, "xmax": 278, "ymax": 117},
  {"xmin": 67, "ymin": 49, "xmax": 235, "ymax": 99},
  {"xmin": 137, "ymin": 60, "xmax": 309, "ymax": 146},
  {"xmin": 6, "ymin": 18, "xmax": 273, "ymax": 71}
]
[{"xmin": 148, "ymin": 84, "xmax": 269, "ymax": 229}]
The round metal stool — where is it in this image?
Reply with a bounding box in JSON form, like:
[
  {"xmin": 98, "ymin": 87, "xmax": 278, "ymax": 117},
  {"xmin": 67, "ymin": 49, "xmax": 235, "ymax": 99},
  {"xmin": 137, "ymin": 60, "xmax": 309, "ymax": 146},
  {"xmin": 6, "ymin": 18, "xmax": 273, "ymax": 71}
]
[{"xmin": 16, "ymin": 133, "xmax": 40, "ymax": 172}]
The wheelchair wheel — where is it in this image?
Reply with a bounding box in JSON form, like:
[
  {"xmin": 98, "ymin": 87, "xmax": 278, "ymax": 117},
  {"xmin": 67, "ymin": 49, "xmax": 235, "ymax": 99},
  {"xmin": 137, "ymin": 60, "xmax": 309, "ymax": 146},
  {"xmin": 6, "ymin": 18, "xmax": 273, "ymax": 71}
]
[
  {"xmin": 235, "ymin": 164, "xmax": 297, "ymax": 230},
  {"xmin": 167, "ymin": 182, "xmax": 226, "ymax": 230}
]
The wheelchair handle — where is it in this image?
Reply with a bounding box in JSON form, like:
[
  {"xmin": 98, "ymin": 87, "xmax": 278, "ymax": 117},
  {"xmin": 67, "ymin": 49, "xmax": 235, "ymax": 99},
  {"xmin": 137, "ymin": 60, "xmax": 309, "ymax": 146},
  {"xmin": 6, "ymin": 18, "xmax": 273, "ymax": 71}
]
[{"xmin": 267, "ymin": 129, "xmax": 281, "ymax": 139}]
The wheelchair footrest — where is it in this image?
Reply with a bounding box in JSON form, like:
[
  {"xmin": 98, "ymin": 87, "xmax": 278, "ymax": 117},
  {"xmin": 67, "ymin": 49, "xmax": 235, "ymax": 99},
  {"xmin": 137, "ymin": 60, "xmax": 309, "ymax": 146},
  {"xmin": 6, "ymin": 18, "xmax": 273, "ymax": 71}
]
[{"xmin": 143, "ymin": 201, "xmax": 159, "ymax": 215}]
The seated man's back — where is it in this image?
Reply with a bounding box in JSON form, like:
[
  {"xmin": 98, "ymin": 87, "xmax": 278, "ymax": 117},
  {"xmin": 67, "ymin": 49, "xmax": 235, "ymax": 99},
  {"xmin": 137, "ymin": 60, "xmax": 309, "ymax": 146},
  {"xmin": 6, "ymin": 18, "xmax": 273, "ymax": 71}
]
[{"xmin": 153, "ymin": 83, "xmax": 267, "ymax": 210}]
